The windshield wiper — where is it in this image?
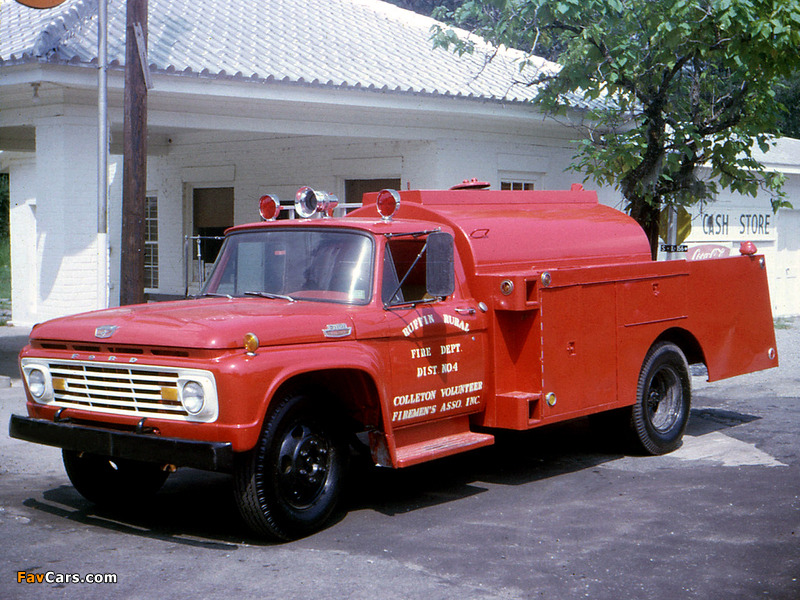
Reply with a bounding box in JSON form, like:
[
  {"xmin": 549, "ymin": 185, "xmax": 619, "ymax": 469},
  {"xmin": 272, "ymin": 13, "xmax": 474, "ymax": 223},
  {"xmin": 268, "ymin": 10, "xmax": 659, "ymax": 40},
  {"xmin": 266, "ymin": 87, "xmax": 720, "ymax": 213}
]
[
  {"xmin": 244, "ymin": 291, "xmax": 297, "ymax": 302},
  {"xmin": 384, "ymin": 297, "xmax": 439, "ymax": 310},
  {"xmin": 195, "ymin": 292, "xmax": 233, "ymax": 299}
]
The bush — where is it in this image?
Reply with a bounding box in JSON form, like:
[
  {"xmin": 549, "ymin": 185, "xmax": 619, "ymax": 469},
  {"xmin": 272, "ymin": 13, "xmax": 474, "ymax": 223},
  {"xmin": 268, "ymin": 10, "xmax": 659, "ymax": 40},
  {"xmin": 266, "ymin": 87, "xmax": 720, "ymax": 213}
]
[{"xmin": 1, "ymin": 173, "xmax": 9, "ymax": 307}]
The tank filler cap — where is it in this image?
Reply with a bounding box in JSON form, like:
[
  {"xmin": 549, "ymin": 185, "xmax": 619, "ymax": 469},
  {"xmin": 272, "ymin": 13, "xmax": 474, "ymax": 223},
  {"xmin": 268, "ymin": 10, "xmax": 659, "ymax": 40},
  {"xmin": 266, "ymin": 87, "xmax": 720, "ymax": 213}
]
[{"xmin": 450, "ymin": 178, "xmax": 491, "ymax": 190}]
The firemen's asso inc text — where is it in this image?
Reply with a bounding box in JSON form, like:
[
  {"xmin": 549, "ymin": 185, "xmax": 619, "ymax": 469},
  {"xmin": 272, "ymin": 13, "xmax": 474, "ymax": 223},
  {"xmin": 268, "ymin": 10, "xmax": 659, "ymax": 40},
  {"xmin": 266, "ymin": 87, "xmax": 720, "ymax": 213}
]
[{"xmin": 17, "ymin": 570, "xmax": 118, "ymax": 585}]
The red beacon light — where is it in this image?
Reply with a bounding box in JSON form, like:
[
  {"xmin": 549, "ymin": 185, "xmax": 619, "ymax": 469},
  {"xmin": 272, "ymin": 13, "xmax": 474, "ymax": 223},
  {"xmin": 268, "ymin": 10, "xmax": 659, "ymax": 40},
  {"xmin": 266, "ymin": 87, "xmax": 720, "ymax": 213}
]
[
  {"xmin": 295, "ymin": 187, "xmax": 339, "ymax": 218},
  {"xmin": 258, "ymin": 194, "xmax": 281, "ymax": 221},
  {"xmin": 376, "ymin": 189, "xmax": 401, "ymax": 222}
]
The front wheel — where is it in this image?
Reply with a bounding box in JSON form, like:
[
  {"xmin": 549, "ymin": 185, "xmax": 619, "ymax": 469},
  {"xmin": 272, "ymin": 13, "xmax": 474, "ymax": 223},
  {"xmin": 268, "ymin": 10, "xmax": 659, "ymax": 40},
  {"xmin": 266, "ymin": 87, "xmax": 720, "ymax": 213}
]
[
  {"xmin": 234, "ymin": 392, "xmax": 347, "ymax": 541},
  {"xmin": 632, "ymin": 342, "xmax": 691, "ymax": 455}
]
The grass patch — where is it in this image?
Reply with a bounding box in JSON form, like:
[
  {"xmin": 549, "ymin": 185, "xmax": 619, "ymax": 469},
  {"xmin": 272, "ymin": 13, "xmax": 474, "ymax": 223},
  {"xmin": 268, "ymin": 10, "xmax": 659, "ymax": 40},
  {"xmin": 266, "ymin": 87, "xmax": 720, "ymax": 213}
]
[{"xmin": 774, "ymin": 316, "xmax": 796, "ymax": 330}]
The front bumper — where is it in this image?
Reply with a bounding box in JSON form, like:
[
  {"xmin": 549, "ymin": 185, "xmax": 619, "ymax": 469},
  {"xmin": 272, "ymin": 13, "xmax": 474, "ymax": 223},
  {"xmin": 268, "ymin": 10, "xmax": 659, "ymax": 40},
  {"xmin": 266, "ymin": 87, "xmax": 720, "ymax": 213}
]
[{"xmin": 9, "ymin": 414, "xmax": 235, "ymax": 473}]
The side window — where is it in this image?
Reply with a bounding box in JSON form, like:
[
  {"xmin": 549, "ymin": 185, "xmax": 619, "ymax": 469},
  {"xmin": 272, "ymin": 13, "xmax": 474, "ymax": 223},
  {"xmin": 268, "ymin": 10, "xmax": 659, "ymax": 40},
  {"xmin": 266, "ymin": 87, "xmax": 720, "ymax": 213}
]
[
  {"xmin": 144, "ymin": 195, "xmax": 159, "ymax": 289},
  {"xmin": 382, "ymin": 239, "xmax": 428, "ymax": 304}
]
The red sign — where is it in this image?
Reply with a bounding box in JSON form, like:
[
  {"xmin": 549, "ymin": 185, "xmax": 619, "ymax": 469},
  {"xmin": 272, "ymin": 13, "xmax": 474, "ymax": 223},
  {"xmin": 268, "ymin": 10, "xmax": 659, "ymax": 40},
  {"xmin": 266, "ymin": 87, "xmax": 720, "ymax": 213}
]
[{"xmin": 15, "ymin": 0, "xmax": 68, "ymax": 8}]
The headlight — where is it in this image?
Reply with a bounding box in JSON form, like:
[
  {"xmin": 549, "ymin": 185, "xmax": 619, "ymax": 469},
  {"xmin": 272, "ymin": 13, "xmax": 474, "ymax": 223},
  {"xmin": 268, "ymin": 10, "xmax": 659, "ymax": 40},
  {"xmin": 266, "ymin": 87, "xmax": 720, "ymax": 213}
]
[
  {"xmin": 180, "ymin": 381, "xmax": 205, "ymax": 415},
  {"xmin": 21, "ymin": 359, "xmax": 54, "ymax": 403},
  {"xmin": 27, "ymin": 369, "xmax": 46, "ymax": 398}
]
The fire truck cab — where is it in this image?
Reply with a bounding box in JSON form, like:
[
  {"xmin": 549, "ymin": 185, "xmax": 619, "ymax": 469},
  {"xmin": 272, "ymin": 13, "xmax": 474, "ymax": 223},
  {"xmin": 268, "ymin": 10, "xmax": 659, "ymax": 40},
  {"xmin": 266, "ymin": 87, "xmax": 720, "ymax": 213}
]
[{"xmin": 10, "ymin": 183, "xmax": 778, "ymax": 540}]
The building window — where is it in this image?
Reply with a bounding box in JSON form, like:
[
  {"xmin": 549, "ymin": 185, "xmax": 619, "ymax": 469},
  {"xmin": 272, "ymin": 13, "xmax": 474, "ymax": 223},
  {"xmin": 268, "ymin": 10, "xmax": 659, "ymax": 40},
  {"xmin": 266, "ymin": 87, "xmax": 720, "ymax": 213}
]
[
  {"xmin": 144, "ymin": 195, "xmax": 159, "ymax": 289},
  {"xmin": 345, "ymin": 178, "xmax": 402, "ymax": 214},
  {"xmin": 501, "ymin": 180, "xmax": 535, "ymax": 191}
]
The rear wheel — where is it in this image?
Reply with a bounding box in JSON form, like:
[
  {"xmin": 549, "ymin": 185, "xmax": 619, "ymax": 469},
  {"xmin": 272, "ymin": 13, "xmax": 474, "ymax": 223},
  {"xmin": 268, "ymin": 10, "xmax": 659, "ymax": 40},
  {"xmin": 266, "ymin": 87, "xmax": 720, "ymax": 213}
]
[
  {"xmin": 62, "ymin": 450, "xmax": 169, "ymax": 506},
  {"xmin": 632, "ymin": 342, "xmax": 691, "ymax": 455},
  {"xmin": 234, "ymin": 392, "xmax": 347, "ymax": 541}
]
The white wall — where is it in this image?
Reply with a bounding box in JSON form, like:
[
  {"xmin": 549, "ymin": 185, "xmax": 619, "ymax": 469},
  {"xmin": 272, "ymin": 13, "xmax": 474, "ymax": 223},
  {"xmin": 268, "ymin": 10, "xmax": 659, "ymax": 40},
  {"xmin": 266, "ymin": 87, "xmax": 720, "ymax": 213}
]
[{"xmin": 6, "ymin": 111, "xmax": 104, "ymax": 327}]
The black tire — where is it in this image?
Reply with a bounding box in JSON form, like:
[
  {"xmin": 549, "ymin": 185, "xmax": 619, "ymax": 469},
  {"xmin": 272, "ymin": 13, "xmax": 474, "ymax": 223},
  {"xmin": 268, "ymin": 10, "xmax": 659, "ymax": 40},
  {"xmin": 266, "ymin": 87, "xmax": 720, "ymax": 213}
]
[
  {"xmin": 62, "ymin": 450, "xmax": 169, "ymax": 506},
  {"xmin": 632, "ymin": 341, "xmax": 691, "ymax": 455},
  {"xmin": 234, "ymin": 391, "xmax": 347, "ymax": 541}
]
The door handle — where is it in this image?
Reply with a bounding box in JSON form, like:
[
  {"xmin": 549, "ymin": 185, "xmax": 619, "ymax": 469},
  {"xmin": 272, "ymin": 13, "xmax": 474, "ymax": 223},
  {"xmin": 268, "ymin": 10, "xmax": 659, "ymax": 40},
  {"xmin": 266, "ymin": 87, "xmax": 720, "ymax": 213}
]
[{"xmin": 454, "ymin": 307, "xmax": 476, "ymax": 316}]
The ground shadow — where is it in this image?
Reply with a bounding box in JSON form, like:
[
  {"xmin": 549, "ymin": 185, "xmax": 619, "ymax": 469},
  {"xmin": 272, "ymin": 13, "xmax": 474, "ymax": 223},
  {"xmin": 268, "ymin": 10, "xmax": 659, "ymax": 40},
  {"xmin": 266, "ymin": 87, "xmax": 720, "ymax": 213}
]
[{"xmin": 19, "ymin": 407, "xmax": 759, "ymax": 544}]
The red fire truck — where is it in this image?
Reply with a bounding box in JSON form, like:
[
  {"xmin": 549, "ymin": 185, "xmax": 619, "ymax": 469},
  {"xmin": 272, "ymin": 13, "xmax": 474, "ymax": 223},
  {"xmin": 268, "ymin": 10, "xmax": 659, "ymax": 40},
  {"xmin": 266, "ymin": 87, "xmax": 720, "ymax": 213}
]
[{"xmin": 10, "ymin": 183, "xmax": 778, "ymax": 540}]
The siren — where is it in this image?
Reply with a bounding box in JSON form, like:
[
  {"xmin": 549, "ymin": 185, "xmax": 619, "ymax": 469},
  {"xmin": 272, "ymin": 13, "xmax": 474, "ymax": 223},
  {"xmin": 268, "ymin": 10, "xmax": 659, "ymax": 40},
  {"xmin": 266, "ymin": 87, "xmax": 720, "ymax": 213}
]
[{"xmin": 295, "ymin": 187, "xmax": 339, "ymax": 218}]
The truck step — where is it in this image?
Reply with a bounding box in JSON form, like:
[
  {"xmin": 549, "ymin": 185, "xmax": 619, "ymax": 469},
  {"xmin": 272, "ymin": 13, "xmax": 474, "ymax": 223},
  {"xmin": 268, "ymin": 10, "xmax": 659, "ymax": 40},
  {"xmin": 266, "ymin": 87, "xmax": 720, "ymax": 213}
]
[
  {"xmin": 494, "ymin": 391, "xmax": 542, "ymax": 429},
  {"xmin": 395, "ymin": 430, "xmax": 494, "ymax": 468}
]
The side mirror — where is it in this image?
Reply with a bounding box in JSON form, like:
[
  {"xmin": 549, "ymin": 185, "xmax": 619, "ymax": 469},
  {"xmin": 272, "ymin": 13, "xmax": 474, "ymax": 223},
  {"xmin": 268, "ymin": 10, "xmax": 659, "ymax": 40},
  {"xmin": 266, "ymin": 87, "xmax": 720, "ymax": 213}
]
[{"xmin": 426, "ymin": 232, "xmax": 455, "ymax": 298}]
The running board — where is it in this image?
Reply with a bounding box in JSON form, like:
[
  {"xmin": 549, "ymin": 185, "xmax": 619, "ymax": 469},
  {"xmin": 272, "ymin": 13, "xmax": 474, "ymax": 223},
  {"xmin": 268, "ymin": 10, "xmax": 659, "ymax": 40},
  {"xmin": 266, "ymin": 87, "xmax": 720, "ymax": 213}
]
[{"xmin": 395, "ymin": 430, "xmax": 494, "ymax": 468}]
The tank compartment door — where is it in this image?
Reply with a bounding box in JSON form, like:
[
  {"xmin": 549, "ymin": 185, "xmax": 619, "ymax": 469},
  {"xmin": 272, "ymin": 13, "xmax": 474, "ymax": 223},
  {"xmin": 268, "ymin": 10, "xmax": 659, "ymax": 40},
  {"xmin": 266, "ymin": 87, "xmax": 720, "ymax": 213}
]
[{"xmin": 540, "ymin": 282, "xmax": 618, "ymax": 420}]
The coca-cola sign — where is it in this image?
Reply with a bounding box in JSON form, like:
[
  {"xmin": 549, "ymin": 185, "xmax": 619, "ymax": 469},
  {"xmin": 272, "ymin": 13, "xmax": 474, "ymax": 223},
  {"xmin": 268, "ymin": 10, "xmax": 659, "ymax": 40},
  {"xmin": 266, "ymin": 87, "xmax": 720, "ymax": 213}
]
[{"xmin": 686, "ymin": 244, "xmax": 731, "ymax": 261}]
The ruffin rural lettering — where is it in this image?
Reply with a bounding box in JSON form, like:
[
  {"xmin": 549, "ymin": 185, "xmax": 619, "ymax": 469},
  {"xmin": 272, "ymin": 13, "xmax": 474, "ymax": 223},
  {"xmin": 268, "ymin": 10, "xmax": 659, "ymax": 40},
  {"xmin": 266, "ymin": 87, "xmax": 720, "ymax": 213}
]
[
  {"xmin": 443, "ymin": 314, "xmax": 470, "ymax": 332},
  {"xmin": 402, "ymin": 314, "xmax": 436, "ymax": 337},
  {"xmin": 401, "ymin": 313, "xmax": 472, "ymax": 337}
]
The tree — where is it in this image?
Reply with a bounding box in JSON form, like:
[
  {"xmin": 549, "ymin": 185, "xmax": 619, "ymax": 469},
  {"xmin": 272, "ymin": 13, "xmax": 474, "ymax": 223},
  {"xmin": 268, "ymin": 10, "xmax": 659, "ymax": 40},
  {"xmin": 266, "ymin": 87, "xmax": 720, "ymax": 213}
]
[
  {"xmin": 433, "ymin": 0, "xmax": 800, "ymax": 257},
  {"xmin": 775, "ymin": 73, "xmax": 800, "ymax": 138}
]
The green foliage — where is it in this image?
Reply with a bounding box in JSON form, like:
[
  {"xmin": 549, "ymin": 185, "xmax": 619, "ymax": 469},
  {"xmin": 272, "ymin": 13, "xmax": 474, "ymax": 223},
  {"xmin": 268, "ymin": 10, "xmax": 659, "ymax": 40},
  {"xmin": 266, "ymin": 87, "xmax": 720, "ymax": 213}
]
[
  {"xmin": 433, "ymin": 0, "xmax": 800, "ymax": 256},
  {"xmin": 775, "ymin": 74, "xmax": 800, "ymax": 138},
  {"xmin": 0, "ymin": 173, "xmax": 8, "ymax": 239},
  {"xmin": 1, "ymin": 173, "xmax": 10, "ymax": 305}
]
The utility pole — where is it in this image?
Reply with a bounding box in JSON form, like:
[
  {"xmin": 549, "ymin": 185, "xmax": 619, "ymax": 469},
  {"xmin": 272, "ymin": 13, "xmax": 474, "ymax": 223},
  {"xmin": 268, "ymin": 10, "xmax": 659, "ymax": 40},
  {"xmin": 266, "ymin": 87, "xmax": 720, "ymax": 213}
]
[
  {"xmin": 120, "ymin": 0, "xmax": 149, "ymax": 305},
  {"xmin": 97, "ymin": 0, "xmax": 108, "ymax": 310}
]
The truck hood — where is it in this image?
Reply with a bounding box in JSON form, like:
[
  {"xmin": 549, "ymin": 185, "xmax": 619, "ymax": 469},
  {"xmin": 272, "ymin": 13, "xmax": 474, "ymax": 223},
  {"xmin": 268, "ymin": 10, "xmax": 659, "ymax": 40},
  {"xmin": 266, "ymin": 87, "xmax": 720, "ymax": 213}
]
[{"xmin": 28, "ymin": 298, "xmax": 359, "ymax": 350}]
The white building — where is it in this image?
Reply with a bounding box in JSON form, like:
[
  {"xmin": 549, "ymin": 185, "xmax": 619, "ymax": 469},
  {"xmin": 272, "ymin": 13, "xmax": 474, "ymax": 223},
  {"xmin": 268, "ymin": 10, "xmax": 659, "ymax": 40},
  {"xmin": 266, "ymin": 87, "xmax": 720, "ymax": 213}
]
[
  {"xmin": 1, "ymin": 0, "xmax": 798, "ymax": 326},
  {"xmin": 672, "ymin": 138, "xmax": 800, "ymax": 318}
]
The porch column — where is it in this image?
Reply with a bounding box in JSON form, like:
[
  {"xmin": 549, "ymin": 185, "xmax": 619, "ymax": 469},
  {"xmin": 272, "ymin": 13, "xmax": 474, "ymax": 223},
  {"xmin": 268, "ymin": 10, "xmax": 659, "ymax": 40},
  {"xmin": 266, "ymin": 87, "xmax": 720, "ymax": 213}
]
[{"xmin": 32, "ymin": 113, "xmax": 104, "ymax": 322}]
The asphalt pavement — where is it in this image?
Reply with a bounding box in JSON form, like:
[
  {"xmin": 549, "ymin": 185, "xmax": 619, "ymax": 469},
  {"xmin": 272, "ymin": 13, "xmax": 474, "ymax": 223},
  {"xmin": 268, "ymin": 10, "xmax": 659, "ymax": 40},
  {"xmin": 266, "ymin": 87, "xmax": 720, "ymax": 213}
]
[{"xmin": 1, "ymin": 320, "xmax": 798, "ymax": 600}]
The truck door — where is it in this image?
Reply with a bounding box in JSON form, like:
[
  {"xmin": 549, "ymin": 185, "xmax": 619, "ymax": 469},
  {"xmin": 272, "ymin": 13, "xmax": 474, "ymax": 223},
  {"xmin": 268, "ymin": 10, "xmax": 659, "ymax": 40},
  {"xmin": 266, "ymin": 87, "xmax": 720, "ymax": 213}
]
[{"xmin": 380, "ymin": 236, "xmax": 488, "ymax": 430}]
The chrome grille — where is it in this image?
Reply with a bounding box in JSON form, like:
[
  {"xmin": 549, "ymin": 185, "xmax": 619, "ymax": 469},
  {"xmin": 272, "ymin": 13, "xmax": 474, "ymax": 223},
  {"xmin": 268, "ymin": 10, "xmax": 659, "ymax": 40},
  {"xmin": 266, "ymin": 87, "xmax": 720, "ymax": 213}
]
[{"xmin": 48, "ymin": 361, "xmax": 188, "ymax": 420}]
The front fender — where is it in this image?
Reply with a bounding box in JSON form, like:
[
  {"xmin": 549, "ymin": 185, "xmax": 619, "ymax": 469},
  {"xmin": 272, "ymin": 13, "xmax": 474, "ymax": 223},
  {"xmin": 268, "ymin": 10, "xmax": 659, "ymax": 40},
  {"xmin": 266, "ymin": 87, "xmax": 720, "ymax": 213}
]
[{"xmin": 213, "ymin": 341, "xmax": 386, "ymax": 452}]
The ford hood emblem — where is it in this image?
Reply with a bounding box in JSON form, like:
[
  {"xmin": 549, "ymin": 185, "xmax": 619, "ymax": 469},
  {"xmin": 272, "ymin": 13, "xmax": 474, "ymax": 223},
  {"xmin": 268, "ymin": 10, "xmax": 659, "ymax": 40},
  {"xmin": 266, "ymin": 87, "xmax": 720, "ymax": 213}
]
[{"xmin": 95, "ymin": 325, "xmax": 119, "ymax": 339}]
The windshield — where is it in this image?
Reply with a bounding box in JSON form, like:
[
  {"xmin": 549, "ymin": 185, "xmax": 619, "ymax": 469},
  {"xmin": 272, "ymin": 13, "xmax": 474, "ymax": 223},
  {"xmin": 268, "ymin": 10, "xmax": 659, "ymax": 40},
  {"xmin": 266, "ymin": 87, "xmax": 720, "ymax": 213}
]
[{"xmin": 202, "ymin": 229, "xmax": 374, "ymax": 305}]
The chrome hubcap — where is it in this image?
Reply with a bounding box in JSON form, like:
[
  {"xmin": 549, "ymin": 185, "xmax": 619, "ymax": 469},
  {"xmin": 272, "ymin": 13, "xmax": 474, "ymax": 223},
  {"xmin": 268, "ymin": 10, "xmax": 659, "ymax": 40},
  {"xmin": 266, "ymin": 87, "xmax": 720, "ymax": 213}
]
[{"xmin": 646, "ymin": 366, "xmax": 681, "ymax": 433}]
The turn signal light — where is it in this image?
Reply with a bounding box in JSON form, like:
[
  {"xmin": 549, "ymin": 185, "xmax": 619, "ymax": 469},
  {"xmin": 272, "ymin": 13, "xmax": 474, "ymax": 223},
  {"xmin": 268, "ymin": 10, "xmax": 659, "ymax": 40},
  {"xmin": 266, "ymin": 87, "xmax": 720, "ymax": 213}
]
[{"xmin": 244, "ymin": 332, "xmax": 259, "ymax": 355}]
